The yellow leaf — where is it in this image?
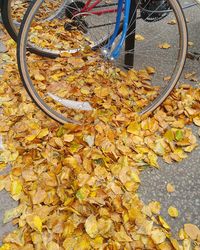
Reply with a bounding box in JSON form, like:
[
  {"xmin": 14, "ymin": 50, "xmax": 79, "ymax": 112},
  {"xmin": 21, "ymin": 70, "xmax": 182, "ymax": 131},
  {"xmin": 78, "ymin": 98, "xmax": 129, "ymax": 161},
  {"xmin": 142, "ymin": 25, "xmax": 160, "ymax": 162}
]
[
  {"xmin": 54, "ymin": 137, "xmax": 64, "ymax": 147},
  {"xmin": 34, "ymin": 72, "xmax": 45, "ymax": 81},
  {"xmin": 168, "ymin": 19, "xmax": 177, "ymax": 25},
  {"xmin": 64, "ymin": 134, "xmax": 74, "ymax": 142},
  {"xmin": 146, "ymin": 66, "xmax": 156, "ymax": 74},
  {"xmin": 193, "ymin": 116, "xmax": 200, "ymax": 126},
  {"xmin": 158, "ymin": 216, "xmax": 170, "ymax": 230},
  {"xmin": 159, "ymin": 42, "xmax": 171, "ymax": 49},
  {"xmin": 97, "ymin": 218, "xmax": 113, "ymax": 237},
  {"xmin": 29, "ymin": 122, "xmax": 40, "ymax": 130},
  {"xmin": 183, "ymin": 239, "xmax": 192, "ymax": 250},
  {"xmin": 80, "ymin": 87, "xmax": 90, "ymax": 95},
  {"xmin": 64, "ymin": 156, "xmax": 79, "ymax": 169},
  {"xmin": 37, "ymin": 128, "xmax": 49, "ymax": 138},
  {"xmin": 34, "ymin": 25, "xmax": 43, "ymax": 30},
  {"xmin": 170, "ymin": 238, "xmax": 181, "ymax": 250},
  {"xmin": 114, "ymin": 229, "xmax": 132, "ymax": 242},
  {"xmin": 4, "ymin": 205, "xmax": 25, "ymax": 224},
  {"xmin": 164, "ymin": 130, "xmax": 174, "ymax": 141},
  {"xmin": 75, "ymin": 237, "xmax": 91, "ymax": 249},
  {"xmin": 158, "ymin": 242, "xmax": 173, "ymax": 250},
  {"xmin": 127, "ymin": 69, "xmax": 139, "ymax": 81},
  {"xmin": 135, "ymin": 34, "xmax": 145, "ymax": 41},
  {"xmin": 166, "ymin": 183, "xmax": 175, "ymax": 193},
  {"xmin": 47, "ymin": 241, "xmax": 60, "ymax": 250},
  {"xmin": 92, "ymin": 236, "xmax": 104, "ymax": 248},
  {"xmin": 151, "ymin": 229, "xmax": 166, "ymax": 244},
  {"xmin": 76, "ymin": 186, "xmax": 90, "ymax": 200},
  {"xmin": 148, "ymin": 151, "xmax": 159, "ymax": 168},
  {"xmin": 153, "ymin": 139, "xmax": 165, "ymax": 155},
  {"xmin": 130, "ymin": 171, "xmax": 141, "ymax": 183},
  {"xmin": 85, "ymin": 215, "xmax": 98, "ymax": 238},
  {"xmin": 118, "ymin": 85, "xmax": 129, "ymax": 96},
  {"xmin": 0, "ymin": 244, "xmax": 11, "ymax": 250},
  {"xmin": 164, "ymin": 76, "xmax": 171, "ymax": 81},
  {"xmin": 50, "ymin": 72, "xmax": 65, "ymax": 81},
  {"xmin": 25, "ymin": 134, "xmax": 37, "ymax": 142},
  {"xmin": 149, "ymin": 201, "xmax": 161, "ymax": 215},
  {"xmin": 0, "ymin": 150, "xmax": 19, "ymax": 163},
  {"xmin": 94, "ymin": 86, "xmax": 110, "ymax": 98},
  {"xmin": 11, "ymin": 180, "xmax": 22, "ymax": 196},
  {"xmin": 125, "ymin": 181, "xmax": 135, "ymax": 192},
  {"xmin": 168, "ymin": 206, "xmax": 179, "ymax": 218},
  {"xmin": 178, "ymin": 228, "xmax": 187, "ymax": 240},
  {"xmin": 27, "ymin": 214, "xmax": 43, "ymax": 233},
  {"xmin": 60, "ymin": 51, "xmax": 71, "ymax": 57},
  {"xmin": 127, "ymin": 121, "xmax": 141, "ymax": 135},
  {"xmin": 33, "ymin": 215, "xmax": 43, "ymax": 233}
]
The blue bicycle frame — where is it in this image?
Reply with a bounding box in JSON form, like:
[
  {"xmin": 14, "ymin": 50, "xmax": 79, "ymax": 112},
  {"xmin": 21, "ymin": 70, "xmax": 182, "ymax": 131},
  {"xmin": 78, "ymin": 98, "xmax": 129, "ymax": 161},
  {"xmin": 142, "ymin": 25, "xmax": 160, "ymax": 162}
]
[{"xmin": 104, "ymin": 0, "xmax": 132, "ymax": 60}]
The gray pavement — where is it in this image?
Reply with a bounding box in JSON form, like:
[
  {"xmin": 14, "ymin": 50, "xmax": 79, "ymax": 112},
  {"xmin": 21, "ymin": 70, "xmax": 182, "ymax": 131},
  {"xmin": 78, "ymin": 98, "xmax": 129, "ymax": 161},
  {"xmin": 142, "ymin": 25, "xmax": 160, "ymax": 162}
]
[
  {"xmin": 139, "ymin": 126, "xmax": 200, "ymax": 237},
  {"xmin": 0, "ymin": 2, "xmax": 200, "ymax": 245},
  {"xmin": 139, "ymin": 2, "xmax": 200, "ymax": 236}
]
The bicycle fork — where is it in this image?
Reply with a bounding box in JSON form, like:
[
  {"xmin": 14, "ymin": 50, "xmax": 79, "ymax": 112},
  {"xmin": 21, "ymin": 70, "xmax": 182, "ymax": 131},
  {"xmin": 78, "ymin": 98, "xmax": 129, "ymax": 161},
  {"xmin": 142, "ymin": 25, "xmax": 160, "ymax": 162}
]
[{"xmin": 102, "ymin": 0, "xmax": 137, "ymax": 68}]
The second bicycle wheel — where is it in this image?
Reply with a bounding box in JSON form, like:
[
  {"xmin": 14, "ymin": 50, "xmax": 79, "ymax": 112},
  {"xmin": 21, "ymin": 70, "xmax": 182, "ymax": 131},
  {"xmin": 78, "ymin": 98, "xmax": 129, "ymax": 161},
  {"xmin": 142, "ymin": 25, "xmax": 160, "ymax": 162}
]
[
  {"xmin": 17, "ymin": 0, "xmax": 188, "ymax": 124},
  {"xmin": 1, "ymin": 0, "xmax": 68, "ymax": 45}
]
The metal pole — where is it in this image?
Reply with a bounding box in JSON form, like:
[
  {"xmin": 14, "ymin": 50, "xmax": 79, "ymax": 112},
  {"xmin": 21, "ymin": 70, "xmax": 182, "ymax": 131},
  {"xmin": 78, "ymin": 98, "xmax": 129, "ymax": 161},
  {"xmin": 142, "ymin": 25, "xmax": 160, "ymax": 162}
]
[{"xmin": 124, "ymin": 0, "xmax": 137, "ymax": 68}]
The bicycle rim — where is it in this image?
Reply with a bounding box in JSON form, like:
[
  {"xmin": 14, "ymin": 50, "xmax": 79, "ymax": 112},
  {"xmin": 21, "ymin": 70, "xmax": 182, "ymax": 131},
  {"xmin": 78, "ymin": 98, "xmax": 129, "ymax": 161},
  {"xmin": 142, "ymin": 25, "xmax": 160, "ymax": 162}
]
[
  {"xmin": 17, "ymin": 0, "xmax": 188, "ymax": 124},
  {"xmin": 1, "ymin": 0, "xmax": 68, "ymax": 44}
]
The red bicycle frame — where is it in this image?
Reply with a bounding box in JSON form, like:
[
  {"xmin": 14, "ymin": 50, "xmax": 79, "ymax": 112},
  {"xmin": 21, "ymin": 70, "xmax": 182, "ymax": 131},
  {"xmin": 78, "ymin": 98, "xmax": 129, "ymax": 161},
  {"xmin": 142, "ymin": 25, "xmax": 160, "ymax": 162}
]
[{"xmin": 79, "ymin": 0, "xmax": 119, "ymax": 15}]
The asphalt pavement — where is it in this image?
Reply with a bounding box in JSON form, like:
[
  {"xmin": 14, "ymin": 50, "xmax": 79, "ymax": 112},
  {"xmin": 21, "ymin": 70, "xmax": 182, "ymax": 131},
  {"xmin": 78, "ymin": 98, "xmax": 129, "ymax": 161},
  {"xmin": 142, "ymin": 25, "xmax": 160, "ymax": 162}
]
[{"xmin": 138, "ymin": 2, "xmax": 200, "ymax": 237}]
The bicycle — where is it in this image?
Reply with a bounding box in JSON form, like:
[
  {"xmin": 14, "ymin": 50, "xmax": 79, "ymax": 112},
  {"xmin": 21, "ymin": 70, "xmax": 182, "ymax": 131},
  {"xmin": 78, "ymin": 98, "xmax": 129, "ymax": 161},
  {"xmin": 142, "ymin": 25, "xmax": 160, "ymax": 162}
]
[{"xmin": 15, "ymin": 0, "xmax": 188, "ymax": 123}]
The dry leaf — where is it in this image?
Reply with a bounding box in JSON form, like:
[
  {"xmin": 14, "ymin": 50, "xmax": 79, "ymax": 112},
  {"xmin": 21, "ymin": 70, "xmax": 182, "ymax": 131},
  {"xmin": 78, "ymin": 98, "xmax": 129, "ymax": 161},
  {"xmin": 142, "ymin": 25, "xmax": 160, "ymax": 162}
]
[
  {"xmin": 3, "ymin": 205, "xmax": 25, "ymax": 224},
  {"xmin": 135, "ymin": 34, "xmax": 145, "ymax": 41},
  {"xmin": 151, "ymin": 229, "xmax": 166, "ymax": 244},
  {"xmin": 184, "ymin": 224, "xmax": 200, "ymax": 240},
  {"xmin": 158, "ymin": 216, "xmax": 170, "ymax": 230},
  {"xmin": 149, "ymin": 201, "xmax": 161, "ymax": 215},
  {"xmin": 85, "ymin": 215, "xmax": 98, "ymax": 238},
  {"xmin": 168, "ymin": 19, "xmax": 177, "ymax": 25},
  {"xmin": 166, "ymin": 183, "xmax": 175, "ymax": 193},
  {"xmin": 168, "ymin": 206, "xmax": 179, "ymax": 218},
  {"xmin": 159, "ymin": 43, "xmax": 171, "ymax": 49},
  {"xmin": 193, "ymin": 117, "xmax": 200, "ymax": 126}
]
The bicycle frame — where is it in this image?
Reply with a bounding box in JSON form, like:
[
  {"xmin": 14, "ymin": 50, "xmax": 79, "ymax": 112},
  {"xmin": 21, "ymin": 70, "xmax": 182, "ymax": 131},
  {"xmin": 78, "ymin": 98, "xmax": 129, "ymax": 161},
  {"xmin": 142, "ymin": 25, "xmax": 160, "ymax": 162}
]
[
  {"xmin": 75, "ymin": 0, "xmax": 132, "ymax": 60},
  {"xmin": 80, "ymin": 0, "xmax": 119, "ymax": 15}
]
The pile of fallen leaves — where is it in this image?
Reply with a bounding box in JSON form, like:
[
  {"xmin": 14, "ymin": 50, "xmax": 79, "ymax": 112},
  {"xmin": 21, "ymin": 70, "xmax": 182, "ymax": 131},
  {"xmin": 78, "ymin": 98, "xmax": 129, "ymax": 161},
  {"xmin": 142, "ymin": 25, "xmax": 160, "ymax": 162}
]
[{"xmin": 0, "ymin": 22, "xmax": 200, "ymax": 250}]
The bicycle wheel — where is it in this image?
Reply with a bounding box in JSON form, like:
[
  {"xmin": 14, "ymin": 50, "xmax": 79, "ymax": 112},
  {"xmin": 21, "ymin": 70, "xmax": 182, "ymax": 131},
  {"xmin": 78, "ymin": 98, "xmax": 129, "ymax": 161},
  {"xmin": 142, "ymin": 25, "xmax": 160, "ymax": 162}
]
[
  {"xmin": 1, "ymin": 0, "xmax": 68, "ymax": 43},
  {"xmin": 17, "ymin": 0, "xmax": 188, "ymax": 124}
]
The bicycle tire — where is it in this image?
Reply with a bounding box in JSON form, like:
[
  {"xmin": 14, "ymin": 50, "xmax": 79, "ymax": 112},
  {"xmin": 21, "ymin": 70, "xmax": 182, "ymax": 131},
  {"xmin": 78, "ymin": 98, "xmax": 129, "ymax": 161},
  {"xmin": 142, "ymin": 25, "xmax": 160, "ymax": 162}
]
[
  {"xmin": 17, "ymin": 0, "xmax": 188, "ymax": 124},
  {"xmin": 1, "ymin": 0, "xmax": 69, "ymax": 57},
  {"xmin": 1, "ymin": 0, "xmax": 18, "ymax": 41},
  {"xmin": 1, "ymin": 0, "xmax": 113, "ymax": 58}
]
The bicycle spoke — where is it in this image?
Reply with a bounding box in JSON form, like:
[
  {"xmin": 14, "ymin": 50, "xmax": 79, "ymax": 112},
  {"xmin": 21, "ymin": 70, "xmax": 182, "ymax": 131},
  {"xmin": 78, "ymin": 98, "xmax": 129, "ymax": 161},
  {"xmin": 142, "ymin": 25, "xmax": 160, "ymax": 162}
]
[{"xmin": 17, "ymin": 0, "xmax": 187, "ymax": 123}]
